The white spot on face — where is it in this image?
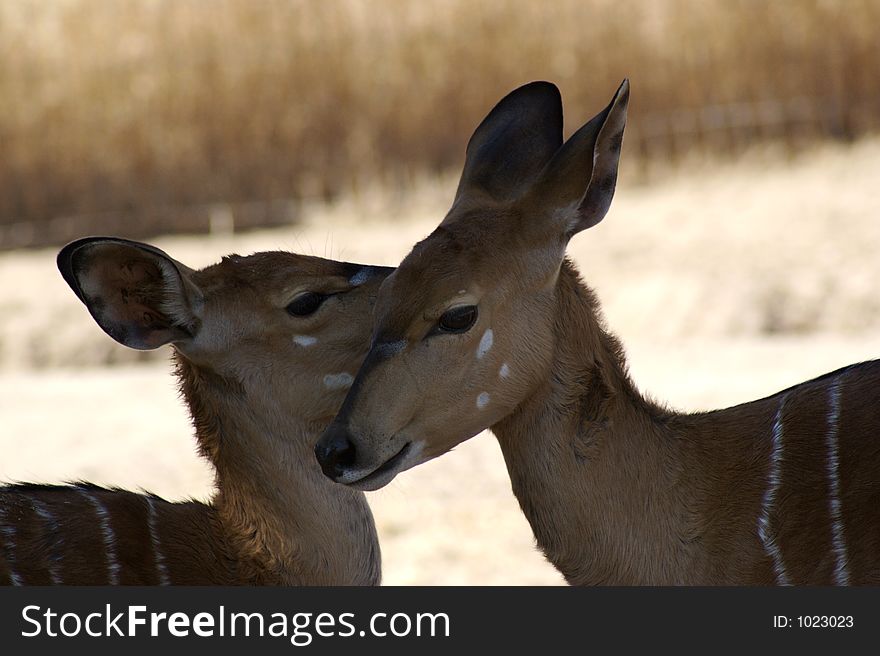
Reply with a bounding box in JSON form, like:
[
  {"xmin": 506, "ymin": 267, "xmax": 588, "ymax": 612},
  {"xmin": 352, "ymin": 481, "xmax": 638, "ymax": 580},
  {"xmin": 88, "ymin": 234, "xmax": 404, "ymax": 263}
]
[
  {"xmin": 294, "ymin": 335, "xmax": 317, "ymax": 347},
  {"xmin": 499, "ymin": 363, "xmax": 510, "ymax": 378},
  {"xmin": 323, "ymin": 373, "xmax": 354, "ymax": 390},
  {"xmin": 476, "ymin": 329, "xmax": 494, "ymax": 360},
  {"xmin": 349, "ymin": 268, "xmax": 371, "ymax": 286},
  {"xmin": 476, "ymin": 392, "xmax": 490, "ymax": 409}
]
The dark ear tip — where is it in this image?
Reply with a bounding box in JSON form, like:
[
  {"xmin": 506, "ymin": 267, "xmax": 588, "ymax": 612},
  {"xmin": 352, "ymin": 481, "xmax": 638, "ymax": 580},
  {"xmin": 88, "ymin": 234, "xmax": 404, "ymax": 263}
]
[
  {"xmin": 496, "ymin": 80, "xmax": 561, "ymax": 111},
  {"xmin": 524, "ymin": 80, "xmax": 560, "ymax": 93},
  {"xmin": 517, "ymin": 80, "xmax": 562, "ymax": 104},
  {"xmin": 615, "ymin": 78, "xmax": 631, "ymax": 103}
]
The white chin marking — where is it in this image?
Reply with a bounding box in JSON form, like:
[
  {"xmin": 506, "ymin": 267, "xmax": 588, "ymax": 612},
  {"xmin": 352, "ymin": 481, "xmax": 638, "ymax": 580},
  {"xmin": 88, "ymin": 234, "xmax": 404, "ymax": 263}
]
[
  {"xmin": 499, "ymin": 363, "xmax": 510, "ymax": 378},
  {"xmin": 323, "ymin": 373, "xmax": 354, "ymax": 390},
  {"xmin": 476, "ymin": 391, "xmax": 490, "ymax": 409},
  {"xmin": 294, "ymin": 335, "xmax": 317, "ymax": 347},
  {"xmin": 476, "ymin": 329, "xmax": 494, "ymax": 360}
]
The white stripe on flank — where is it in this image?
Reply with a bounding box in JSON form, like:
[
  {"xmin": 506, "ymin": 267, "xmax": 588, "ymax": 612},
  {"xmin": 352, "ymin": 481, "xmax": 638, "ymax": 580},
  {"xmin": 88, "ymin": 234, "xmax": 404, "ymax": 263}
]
[
  {"xmin": 0, "ymin": 512, "xmax": 23, "ymax": 586},
  {"xmin": 32, "ymin": 500, "xmax": 63, "ymax": 584},
  {"xmin": 826, "ymin": 379, "xmax": 851, "ymax": 585},
  {"xmin": 81, "ymin": 490, "xmax": 121, "ymax": 585},
  {"xmin": 146, "ymin": 497, "xmax": 171, "ymax": 586},
  {"xmin": 757, "ymin": 394, "xmax": 792, "ymax": 586}
]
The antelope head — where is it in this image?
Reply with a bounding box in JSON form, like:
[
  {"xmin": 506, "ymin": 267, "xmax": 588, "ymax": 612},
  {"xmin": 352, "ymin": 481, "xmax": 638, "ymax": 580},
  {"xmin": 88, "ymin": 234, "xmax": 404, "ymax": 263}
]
[
  {"xmin": 316, "ymin": 80, "xmax": 629, "ymax": 490},
  {"xmin": 58, "ymin": 237, "xmax": 392, "ymax": 462}
]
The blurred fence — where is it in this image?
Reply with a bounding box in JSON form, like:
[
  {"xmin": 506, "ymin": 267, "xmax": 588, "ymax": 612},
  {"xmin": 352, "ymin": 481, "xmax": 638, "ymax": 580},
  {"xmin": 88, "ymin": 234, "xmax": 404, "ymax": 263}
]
[
  {"xmin": 1, "ymin": 0, "xmax": 879, "ymax": 250},
  {"xmin": 632, "ymin": 95, "xmax": 874, "ymax": 159}
]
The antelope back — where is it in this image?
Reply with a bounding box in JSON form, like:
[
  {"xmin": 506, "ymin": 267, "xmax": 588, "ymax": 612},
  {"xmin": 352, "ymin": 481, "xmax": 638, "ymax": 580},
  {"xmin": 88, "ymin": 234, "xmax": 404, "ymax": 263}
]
[{"xmin": 0, "ymin": 484, "xmax": 232, "ymax": 585}]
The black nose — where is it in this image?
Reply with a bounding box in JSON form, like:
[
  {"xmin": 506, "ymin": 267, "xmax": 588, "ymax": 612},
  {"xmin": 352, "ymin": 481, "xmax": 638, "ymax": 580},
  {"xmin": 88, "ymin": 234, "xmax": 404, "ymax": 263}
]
[{"xmin": 315, "ymin": 423, "xmax": 357, "ymax": 480}]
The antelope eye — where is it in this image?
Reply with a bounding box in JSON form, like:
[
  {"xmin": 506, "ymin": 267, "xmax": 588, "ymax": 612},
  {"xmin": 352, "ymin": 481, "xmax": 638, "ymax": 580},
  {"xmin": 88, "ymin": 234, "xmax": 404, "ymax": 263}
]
[
  {"xmin": 286, "ymin": 292, "xmax": 327, "ymax": 317},
  {"xmin": 437, "ymin": 305, "xmax": 478, "ymax": 333}
]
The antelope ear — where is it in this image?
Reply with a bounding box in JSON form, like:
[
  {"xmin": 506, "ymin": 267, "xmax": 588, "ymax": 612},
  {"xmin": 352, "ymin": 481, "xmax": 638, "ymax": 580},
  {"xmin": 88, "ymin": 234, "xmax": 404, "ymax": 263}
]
[
  {"xmin": 453, "ymin": 81, "xmax": 564, "ymax": 206},
  {"xmin": 525, "ymin": 79, "xmax": 629, "ymax": 237},
  {"xmin": 57, "ymin": 237, "xmax": 203, "ymax": 350}
]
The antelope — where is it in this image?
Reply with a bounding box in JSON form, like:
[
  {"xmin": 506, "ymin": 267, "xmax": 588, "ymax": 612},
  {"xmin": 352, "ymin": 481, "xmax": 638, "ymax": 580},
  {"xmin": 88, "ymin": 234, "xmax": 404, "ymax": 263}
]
[
  {"xmin": 1, "ymin": 237, "xmax": 391, "ymax": 585},
  {"xmin": 315, "ymin": 80, "xmax": 880, "ymax": 585}
]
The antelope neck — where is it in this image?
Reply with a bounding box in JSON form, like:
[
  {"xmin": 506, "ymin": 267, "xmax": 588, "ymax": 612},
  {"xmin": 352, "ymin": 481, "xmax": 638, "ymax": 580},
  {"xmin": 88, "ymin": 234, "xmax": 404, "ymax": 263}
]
[
  {"xmin": 491, "ymin": 262, "xmax": 693, "ymax": 584},
  {"xmin": 176, "ymin": 358, "xmax": 380, "ymax": 585}
]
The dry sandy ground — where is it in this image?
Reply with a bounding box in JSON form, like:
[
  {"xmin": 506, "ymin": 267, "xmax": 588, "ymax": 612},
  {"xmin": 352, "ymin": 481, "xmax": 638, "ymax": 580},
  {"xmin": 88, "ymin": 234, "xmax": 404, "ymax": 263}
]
[{"xmin": 1, "ymin": 139, "xmax": 879, "ymax": 584}]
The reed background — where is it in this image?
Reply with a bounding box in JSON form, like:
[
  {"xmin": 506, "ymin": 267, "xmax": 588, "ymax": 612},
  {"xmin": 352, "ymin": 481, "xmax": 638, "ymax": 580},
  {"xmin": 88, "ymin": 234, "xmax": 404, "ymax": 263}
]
[
  {"xmin": 2, "ymin": 0, "xmax": 880, "ymax": 584},
  {"xmin": 2, "ymin": 0, "xmax": 879, "ymax": 248}
]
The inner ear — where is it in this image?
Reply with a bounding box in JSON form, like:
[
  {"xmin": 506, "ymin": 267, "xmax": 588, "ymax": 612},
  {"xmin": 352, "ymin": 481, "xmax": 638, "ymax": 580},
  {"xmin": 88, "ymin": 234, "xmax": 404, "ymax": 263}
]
[
  {"xmin": 523, "ymin": 79, "xmax": 630, "ymax": 238},
  {"xmin": 58, "ymin": 238, "xmax": 203, "ymax": 350}
]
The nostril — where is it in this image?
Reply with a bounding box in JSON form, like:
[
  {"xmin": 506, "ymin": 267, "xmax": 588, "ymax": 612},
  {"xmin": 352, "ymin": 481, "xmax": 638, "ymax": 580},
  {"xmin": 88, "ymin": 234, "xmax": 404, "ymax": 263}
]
[
  {"xmin": 336, "ymin": 438, "xmax": 356, "ymax": 469},
  {"xmin": 315, "ymin": 425, "xmax": 357, "ymax": 479}
]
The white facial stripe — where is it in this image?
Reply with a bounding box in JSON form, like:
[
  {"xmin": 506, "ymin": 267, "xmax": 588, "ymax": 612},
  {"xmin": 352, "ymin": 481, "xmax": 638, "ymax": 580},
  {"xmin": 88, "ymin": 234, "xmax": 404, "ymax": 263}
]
[
  {"xmin": 499, "ymin": 363, "xmax": 510, "ymax": 378},
  {"xmin": 146, "ymin": 497, "xmax": 171, "ymax": 586},
  {"xmin": 323, "ymin": 373, "xmax": 354, "ymax": 390},
  {"xmin": 294, "ymin": 335, "xmax": 317, "ymax": 347},
  {"xmin": 81, "ymin": 489, "xmax": 121, "ymax": 585},
  {"xmin": 477, "ymin": 329, "xmax": 494, "ymax": 360},
  {"xmin": 757, "ymin": 393, "xmax": 791, "ymax": 586},
  {"xmin": 32, "ymin": 500, "xmax": 63, "ymax": 584},
  {"xmin": 476, "ymin": 392, "xmax": 490, "ymax": 409},
  {"xmin": 349, "ymin": 268, "xmax": 371, "ymax": 286},
  {"xmin": 826, "ymin": 378, "xmax": 850, "ymax": 586}
]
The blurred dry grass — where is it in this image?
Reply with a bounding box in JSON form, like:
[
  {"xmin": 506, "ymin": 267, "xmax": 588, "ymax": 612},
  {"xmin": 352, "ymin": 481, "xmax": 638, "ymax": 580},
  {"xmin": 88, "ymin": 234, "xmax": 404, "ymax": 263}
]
[
  {"xmin": 3, "ymin": 135, "xmax": 878, "ymax": 371},
  {"xmin": 2, "ymin": 0, "xmax": 879, "ymax": 246},
  {"xmin": 1, "ymin": 0, "xmax": 880, "ymax": 584}
]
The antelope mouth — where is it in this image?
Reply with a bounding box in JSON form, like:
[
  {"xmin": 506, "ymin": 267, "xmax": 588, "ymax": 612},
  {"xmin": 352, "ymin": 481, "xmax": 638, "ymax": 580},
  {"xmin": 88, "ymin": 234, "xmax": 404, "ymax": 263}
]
[{"xmin": 346, "ymin": 441, "xmax": 412, "ymax": 491}]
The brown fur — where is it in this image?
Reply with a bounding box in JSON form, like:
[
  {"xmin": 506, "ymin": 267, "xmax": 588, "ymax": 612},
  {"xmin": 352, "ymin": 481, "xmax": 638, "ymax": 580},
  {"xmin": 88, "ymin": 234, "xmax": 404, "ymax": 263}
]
[
  {"xmin": 499, "ymin": 262, "xmax": 880, "ymax": 584},
  {"xmin": 1, "ymin": 239, "xmax": 390, "ymax": 585},
  {"xmin": 317, "ymin": 80, "xmax": 880, "ymax": 585}
]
